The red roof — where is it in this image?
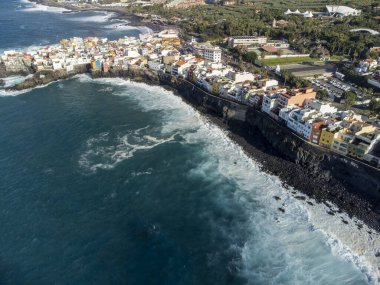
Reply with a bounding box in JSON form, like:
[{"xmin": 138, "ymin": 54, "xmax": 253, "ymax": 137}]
[{"xmin": 261, "ymin": 45, "xmax": 278, "ymax": 53}]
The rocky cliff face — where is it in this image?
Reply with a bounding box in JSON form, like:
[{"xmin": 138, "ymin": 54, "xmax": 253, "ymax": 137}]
[
  {"xmin": 6, "ymin": 65, "xmax": 88, "ymax": 91},
  {"xmin": 4, "ymin": 68, "xmax": 379, "ymax": 229},
  {"xmin": 158, "ymin": 74, "xmax": 380, "ymax": 230},
  {"xmin": 0, "ymin": 62, "xmax": 33, "ymax": 78},
  {"xmin": 91, "ymin": 67, "xmax": 160, "ymax": 84},
  {"xmin": 246, "ymin": 109, "xmax": 380, "ymax": 201}
]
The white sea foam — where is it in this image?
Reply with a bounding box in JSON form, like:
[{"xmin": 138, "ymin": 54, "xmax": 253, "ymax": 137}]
[
  {"xmin": 0, "ymin": 78, "xmax": 61, "ymax": 97},
  {"xmin": 75, "ymin": 76, "xmax": 379, "ymax": 283},
  {"xmin": 78, "ymin": 128, "xmax": 176, "ymax": 173},
  {"xmin": 0, "ymin": 42, "xmax": 57, "ymax": 56},
  {"xmin": 69, "ymin": 12, "xmax": 115, "ymax": 23},
  {"xmin": 104, "ymin": 23, "xmax": 153, "ymax": 34},
  {"xmin": 186, "ymin": 119, "xmax": 379, "ymax": 284},
  {"xmin": 0, "ymin": 75, "xmax": 33, "ymax": 88},
  {"xmin": 0, "ymin": 75, "xmax": 33, "ymax": 97},
  {"xmin": 20, "ymin": 0, "xmax": 69, "ymax": 13}
]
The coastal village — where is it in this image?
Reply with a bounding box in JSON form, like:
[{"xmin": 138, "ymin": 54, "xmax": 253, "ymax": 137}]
[{"xmin": 1, "ymin": 27, "xmax": 380, "ymax": 169}]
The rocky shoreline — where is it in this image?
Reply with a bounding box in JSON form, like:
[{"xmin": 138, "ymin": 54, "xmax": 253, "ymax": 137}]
[
  {"xmin": 27, "ymin": 0, "xmax": 164, "ymax": 32},
  {"xmin": 4, "ymin": 67, "xmax": 380, "ymax": 235}
]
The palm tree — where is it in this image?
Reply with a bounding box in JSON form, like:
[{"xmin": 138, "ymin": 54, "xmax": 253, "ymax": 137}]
[{"xmin": 282, "ymin": 70, "xmax": 290, "ymax": 86}]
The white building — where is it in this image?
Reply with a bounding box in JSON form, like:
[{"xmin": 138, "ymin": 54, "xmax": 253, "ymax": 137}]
[
  {"xmin": 305, "ymin": 100, "xmax": 338, "ymax": 114},
  {"xmin": 148, "ymin": 60, "xmax": 164, "ymax": 71},
  {"xmin": 171, "ymin": 60, "xmax": 191, "ymax": 76},
  {"xmin": 203, "ymin": 46, "xmax": 222, "ymax": 63},
  {"xmin": 284, "ymin": 9, "xmax": 314, "ymax": 18},
  {"xmin": 326, "ymin": 5, "xmax": 361, "ymax": 17},
  {"xmin": 257, "ymin": 79, "xmax": 279, "ymax": 91},
  {"xmin": 228, "ymin": 71, "xmax": 255, "ymax": 83},
  {"xmin": 228, "ymin": 36, "xmax": 267, "ymax": 48},
  {"xmin": 261, "ymin": 93, "xmax": 279, "ymax": 114},
  {"xmin": 279, "ymin": 106, "xmax": 300, "ymax": 124},
  {"xmin": 286, "ymin": 108, "xmax": 316, "ymax": 140}
]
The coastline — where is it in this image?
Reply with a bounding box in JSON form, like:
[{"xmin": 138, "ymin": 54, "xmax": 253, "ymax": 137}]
[
  {"xmin": 3, "ymin": 0, "xmax": 380, "ymax": 281},
  {"xmin": 27, "ymin": 0, "xmax": 164, "ymax": 32},
  {"xmin": 3, "ymin": 67, "xmax": 380, "ymax": 236}
]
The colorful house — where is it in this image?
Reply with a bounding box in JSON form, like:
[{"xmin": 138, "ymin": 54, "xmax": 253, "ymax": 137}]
[
  {"xmin": 319, "ymin": 126, "xmax": 339, "ymax": 149},
  {"xmin": 310, "ymin": 121, "xmax": 326, "ymax": 144}
]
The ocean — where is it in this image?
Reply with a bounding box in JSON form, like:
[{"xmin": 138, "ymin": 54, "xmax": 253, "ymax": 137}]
[{"xmin": 0, "ymin": 1, "xmax": 379, "ymax": 284}]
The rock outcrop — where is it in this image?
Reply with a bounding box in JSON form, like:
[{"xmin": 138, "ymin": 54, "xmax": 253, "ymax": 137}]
[{"xmin": 6, "ymin": 65, "xmax": 88, "ymax": 91}]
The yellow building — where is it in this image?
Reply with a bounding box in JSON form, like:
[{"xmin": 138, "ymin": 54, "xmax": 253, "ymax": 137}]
[
  {"xmin": 331, "ymin": 128, "xmax": 355, "ymax": 155},
  {"xmin": 212, "ymin": 80, "xmax": 221, "ymax": 94},
  {"xmin": 161, "ymin": 37, "xmax": 181, "ymax": 46},
  {"xmin": 90, "ymin": 59, "xmax": 97, "ymax": 70},
  {"xmin": 319, "ymin": 127, "xmax": 337, "ymax": 148}
]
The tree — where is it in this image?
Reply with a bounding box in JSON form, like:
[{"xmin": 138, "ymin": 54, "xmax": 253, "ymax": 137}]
[
  {"xmin": 343, "ymin": 91, "xmax": 357, "ymax": 110},
  {"xmin": 244, "ymin": 51, "xmax": 258, "ymax": 63},
  {"xmin": 260, "ymin": 51, "xmax": 267, "ymax": 59},
  {"xmin": 369, "ymin": 99, "xmax": 380, "ymax": 115},
  {"xmin": 281, "ymin": 70, "xmax": 290, "ymax": 86},
  {"xmin": 317, "ymin": 89, "xmax": 329, "ymax": 100}
]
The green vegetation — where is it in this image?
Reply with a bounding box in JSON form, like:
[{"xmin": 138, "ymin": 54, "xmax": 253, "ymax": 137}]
[
  {"xmin": 128, "ymin": 3, "xmax": 380, "ymax": 61},
  {"xmin": 260, "ymin": 56, "xmax": 320, "ymax": 66},
  {"xmin": 316, "ymin": 89, "xmax": 329, "ymax": 100},
  {"xmin": 243, "ymin": 51, "xmax": 258, "ymax": 63},
  {"xmin": 343, "ymin": 91, "xmax": 357, "ymax": 110},
  {"xmin": 369, "ymin": 99, "xmax": 380, "ymax": 115},
  {"xmin": 247, "ymin": 0, "xmax": 372, "ymax": 10},
  {"xmin": 280, "ymin": 69, "xmax": 311, "ymax": 88}
]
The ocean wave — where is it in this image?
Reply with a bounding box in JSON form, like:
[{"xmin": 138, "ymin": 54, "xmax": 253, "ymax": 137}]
[
  {"xmin": 69, "ymin": 11, "xmax": 115, "ymax": 23},
  {"xmin": 84, "ymin": 77, "xmax": 202, "ymax": 133},
  {"xmin": 104, "ymin": 23, "xmax": 153, "ymax": 34},
  {"xmin": 0, "ymin": 74, "xmax": 33, "ymax": 88},
  {"xmin": 0, "ymin": 41, "xmax": 57, "ymax": 56},
  {"xmin": 20, "ymin": 0, "xmax": 69, "ymax": 13},
  {"xmin": 78, "ymin": 128, "xmax": 177, "ymax": 173},
  {"xmin": 73, "ymin": 75, "xmax": 379, "ymax": 283},
  {"xmin": 185, "ymin": 115, "xmax": 379, "ymax": 284},
  {"xmin": 0, "ymin": 78, "xmax": 61, "ymax": 97},
  {"xmin": 0, "ymin": 75, "xmax": 33, "ymax": 97}
]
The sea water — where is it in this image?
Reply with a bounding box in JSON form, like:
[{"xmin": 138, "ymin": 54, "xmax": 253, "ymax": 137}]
[{"xmin": 0, "ymin": 1, "xmax": 379, "ymax": 284}]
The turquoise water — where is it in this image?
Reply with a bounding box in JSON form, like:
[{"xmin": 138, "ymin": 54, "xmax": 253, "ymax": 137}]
[{"xmin": 0, "ymin": 1, "xmax": 378, "ymax": 284}]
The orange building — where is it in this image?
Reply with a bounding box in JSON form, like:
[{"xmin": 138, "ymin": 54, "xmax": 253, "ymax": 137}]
[
  {"xmin": 310, "ymin": 121, "xmax": 326, "ymax": 144},
  {"xmin": 277, "ymin": 88, "xmax": 316, "ymax": 108}
]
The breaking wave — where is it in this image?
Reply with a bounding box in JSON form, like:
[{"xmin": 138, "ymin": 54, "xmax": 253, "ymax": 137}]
[
  {"xmin": 78, "ymin": 127, "xmax": 177, "ymax": 173},
  {"xmin": 19, "ymin": 0, "xmax": 69, "ymax": 13},
  {"xmin": 69, "ymin": 11, "xmax": 115, "ymax": 23},
  {"xmin": 74, "ymin": 76, "xmax": 380, "ymax": 284},
  {"xmin": 104, "ymin": 23, "xmax": 153, "ymax": 34}
]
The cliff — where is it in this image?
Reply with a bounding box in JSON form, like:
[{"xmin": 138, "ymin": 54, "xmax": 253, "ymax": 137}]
[
  {"xmin": 0, "ymin": 62, "xmax": 33, "ymax": 78},
  {"xmin": 91, "ymin": 67, "xmax": 160, "ymax": 84},
  {"xmin": 6, "ymin": 65, "xmax": 88, "ymax": 91},
  {"xmin": 157, "ymin": 74, "xmax": 380, "ymax": 230},
  {"xmin": 4, "ymin": 67, "xmax": 380, "ymax": 230}
]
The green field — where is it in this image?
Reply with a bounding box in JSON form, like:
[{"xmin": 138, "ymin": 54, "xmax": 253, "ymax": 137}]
[
  {"xmin": 260, "ymin": 57, "xmax": 322, "ymax": 66},
  {"xmin": 248, "ymin": 0, "xmax": 371, "ymax": 10}
]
